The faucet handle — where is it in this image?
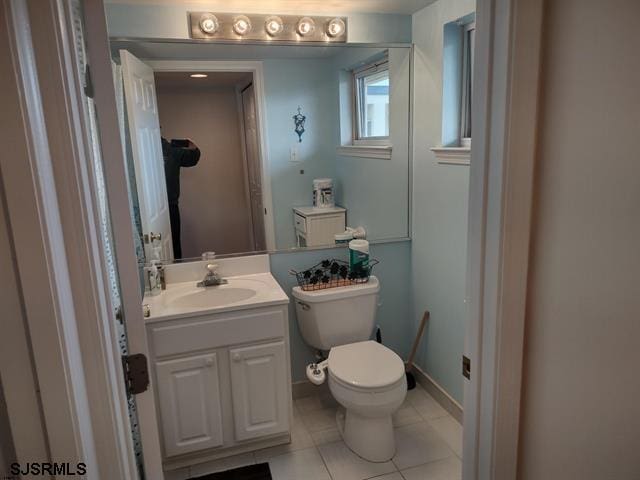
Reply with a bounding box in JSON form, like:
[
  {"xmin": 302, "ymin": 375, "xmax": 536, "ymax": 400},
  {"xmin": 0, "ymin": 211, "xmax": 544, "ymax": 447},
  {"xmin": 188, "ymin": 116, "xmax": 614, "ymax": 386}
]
[{"xmin": 206, "ymin": 264, "xmax": 219, "ymax": 273}]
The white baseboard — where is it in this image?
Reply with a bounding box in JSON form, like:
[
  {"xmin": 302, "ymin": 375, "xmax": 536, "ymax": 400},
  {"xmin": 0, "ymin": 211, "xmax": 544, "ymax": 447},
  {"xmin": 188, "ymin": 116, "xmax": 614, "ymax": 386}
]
[{"xmin": 410, "ymin": 364, "xmax": 463, "ymax": 424}]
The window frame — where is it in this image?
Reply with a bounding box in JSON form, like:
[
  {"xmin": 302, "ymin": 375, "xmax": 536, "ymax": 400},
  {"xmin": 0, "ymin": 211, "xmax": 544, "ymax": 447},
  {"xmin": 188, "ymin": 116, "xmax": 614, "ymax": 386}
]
[
  {"xmin": 351, "ymin": 57, "xmax": 390, "ymax": 146},
  {"xmin": 459, "ymin": 21, "xmax": 475, "ymax": 148}
]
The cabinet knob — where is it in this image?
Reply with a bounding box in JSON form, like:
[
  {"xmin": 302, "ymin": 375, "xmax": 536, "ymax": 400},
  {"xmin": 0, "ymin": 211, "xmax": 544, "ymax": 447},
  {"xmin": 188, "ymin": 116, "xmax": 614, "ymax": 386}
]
[
  {"xmin": 205, "ymin": 357, "xmax": 214, "ymax": 367},
  {"xmin": 232, "ymin": 353, "xmax": 242, "ymax": 362}
]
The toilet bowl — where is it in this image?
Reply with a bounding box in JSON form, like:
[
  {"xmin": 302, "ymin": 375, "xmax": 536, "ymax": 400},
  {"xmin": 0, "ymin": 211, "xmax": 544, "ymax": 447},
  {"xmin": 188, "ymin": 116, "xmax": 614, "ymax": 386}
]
[
  {"xmin": 292, "ymin": 277, "xmax": 407, "ymax": 462},
  {"xmin": 328, "ymin": 341, "xmax": 407, "ymax": 462}
]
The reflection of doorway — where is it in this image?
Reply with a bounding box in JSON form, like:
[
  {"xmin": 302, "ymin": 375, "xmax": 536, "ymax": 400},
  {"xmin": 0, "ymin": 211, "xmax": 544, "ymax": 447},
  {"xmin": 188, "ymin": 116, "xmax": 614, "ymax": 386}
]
[
  {"xmin": 155, "ymin": 70, "xmax": 264, "ymax": 257},
  {"xmin": 131, "ymin": 59, "xmax": 275, "ymax": 259}
]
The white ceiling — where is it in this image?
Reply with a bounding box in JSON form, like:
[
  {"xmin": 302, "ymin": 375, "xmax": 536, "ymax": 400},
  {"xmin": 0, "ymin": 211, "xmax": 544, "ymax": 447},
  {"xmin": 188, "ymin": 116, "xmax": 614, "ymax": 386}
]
[{"xmin": 105, "ymin": 0, "xmax": 436, "ymax": 15}]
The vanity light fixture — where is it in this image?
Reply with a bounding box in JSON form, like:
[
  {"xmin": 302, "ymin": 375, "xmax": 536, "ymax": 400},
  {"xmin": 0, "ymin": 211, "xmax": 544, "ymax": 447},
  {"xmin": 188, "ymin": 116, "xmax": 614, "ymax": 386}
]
[
  {"xmin": 190, "ymin": 73, "xmax": 208, "ymax": 78},
  {"xmin": 326, "ymin": 17, "xmax": 346, "ymax": 38},
  {"xmin": 233, "ymin": 15, "xmax": 252, "ymax": 36},
  {"xmin": 265, "ymin": 16, "xmax": 284, "ymax": 37},
  {"xmin": 296, "ymin": 17, "xmax": 316, "ymax": 37},
  {"xmin": 189, "ymin": 12, "xmax": 347, "ymax": 42},
  {"xmin": 199, "ymin": 13, "xmax": 219, "ymax": 34}
]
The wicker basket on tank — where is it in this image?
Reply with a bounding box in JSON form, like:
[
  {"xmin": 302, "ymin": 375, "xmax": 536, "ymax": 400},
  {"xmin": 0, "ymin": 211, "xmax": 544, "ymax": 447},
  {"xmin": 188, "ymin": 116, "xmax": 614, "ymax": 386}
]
[{"xmin": 289, "ymin": 258, "xmax": 378, "ymax": 292}]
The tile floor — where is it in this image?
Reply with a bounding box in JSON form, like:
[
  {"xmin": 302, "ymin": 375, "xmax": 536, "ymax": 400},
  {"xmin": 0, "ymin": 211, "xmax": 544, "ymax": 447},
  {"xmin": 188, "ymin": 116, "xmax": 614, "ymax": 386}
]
[{"xmin": 166, "ymin": 383, "xmax": 462, "ymax": 480}]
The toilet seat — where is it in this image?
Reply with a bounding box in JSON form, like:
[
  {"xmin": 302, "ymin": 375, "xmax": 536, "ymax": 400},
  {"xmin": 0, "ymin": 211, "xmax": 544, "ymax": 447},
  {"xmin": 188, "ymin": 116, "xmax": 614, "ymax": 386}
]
[{"xmin": 328, "ymin": 340, "xmax": 405, "ymax": 390}]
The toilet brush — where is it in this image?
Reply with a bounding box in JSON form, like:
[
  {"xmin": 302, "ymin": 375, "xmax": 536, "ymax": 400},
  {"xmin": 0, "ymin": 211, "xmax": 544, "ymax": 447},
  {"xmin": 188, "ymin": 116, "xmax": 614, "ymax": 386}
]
[{"xmin": 405, "ymin": 310, "xmax": 430, "ymax": 390}]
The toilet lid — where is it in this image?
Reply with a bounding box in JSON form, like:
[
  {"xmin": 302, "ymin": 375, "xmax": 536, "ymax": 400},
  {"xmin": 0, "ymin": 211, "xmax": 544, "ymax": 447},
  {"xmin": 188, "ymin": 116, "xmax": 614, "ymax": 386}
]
[{"xmin": 328, "ymin": 341, "xmax": 405, "ymax": 389}]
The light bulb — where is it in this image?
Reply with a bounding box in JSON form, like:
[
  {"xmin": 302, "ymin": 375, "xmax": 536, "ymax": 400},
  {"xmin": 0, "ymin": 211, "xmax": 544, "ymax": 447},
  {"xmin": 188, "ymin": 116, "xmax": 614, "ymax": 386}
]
[
  {"xmin": 190, "ymin": 74, "xmax": 208, "ymax": 78},
  {"xmin": 297, "ymin": 17, "xmax": 315, "ymax": 37},
  {"xmin": 199, "ymin": 14, "xmax": 219, "ymax": 34},
  {"xmin": 233, "ymin": 15, "xmax": 252, "ymax": 36},
  {"xmin": 265, "ymin": 16, "xmax": 284, "ymax": 37},
  {"xmin": 326, "ymin": 18, "xmax": 345, "ymax": 38}
]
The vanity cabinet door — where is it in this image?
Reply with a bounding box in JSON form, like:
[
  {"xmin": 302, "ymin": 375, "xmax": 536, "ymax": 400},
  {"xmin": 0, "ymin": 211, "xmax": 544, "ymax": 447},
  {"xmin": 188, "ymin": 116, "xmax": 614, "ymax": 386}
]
[
  {"xmin": 229, "ymin": 341, "xmax": 289, "ymax": 441},
  {"xmin": 156, "ymin": 353, "xmax": 224, "ymax": 457}
]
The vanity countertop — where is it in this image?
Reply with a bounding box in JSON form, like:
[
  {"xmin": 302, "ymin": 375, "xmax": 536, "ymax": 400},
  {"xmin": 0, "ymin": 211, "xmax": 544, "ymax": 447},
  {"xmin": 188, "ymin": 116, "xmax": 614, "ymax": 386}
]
[{"xmin": 143, "ymin": 272, "xmax": 289, "ymax": 322}]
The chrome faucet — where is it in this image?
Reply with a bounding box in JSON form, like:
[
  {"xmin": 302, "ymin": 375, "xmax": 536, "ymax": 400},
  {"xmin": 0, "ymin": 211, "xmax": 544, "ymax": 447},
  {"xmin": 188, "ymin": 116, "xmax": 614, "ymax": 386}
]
[{"xmin": 197, "ymin": 264, "xmax": 228, "ymax": 288}]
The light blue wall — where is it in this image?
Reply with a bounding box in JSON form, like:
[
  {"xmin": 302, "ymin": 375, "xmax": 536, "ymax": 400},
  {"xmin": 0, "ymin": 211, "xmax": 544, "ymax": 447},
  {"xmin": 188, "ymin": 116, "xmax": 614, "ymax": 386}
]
[
  {"xmin": 333, "ymin": 48, "xmax": 411, "ymax": 240},
  {"xmin": 411, "ymin": 0, "xmax": 476, "ymax": 403},
  {"xmin": 105, "ymin": 4, "xmax": 411, "ymax": 43},
  {"xmin": 270, "ymin": 241, "xmax": 412, "ymax": 383},
  {"xmin": 262, "ymin": 59, "xmax": 339, "ymax": 249},
  {"xmin": 263, "ymin": 49, "xmax": 411, "ymax": 248}
]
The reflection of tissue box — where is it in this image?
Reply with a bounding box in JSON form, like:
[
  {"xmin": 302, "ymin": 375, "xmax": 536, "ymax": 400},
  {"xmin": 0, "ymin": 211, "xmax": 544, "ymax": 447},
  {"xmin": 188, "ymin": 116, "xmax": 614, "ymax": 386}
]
[{"xmin": 312, "ymin": 178, "xmax": 335, "ymax": 208}]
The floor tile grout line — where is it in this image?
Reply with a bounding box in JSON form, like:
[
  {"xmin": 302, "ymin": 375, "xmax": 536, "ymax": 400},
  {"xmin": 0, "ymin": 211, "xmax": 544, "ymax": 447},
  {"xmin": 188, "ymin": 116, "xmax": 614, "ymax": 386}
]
[{"xmin": 315, "ymin": 442, "xmax": 336, "ymax": 480}]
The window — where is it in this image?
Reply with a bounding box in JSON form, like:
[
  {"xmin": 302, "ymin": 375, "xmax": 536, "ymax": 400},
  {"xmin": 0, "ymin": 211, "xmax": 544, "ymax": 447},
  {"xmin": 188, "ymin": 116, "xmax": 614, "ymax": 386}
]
[
  {"xmin": 353, "ymin": 58, "xmax": 390, "ymax": 144},
  {"xmin": 459, "ymin": 22, "xmax": 475, "ymax": 147},
  {"xmin": 438, "ymin": 14, "xmax": 475, "ymax": 153}
]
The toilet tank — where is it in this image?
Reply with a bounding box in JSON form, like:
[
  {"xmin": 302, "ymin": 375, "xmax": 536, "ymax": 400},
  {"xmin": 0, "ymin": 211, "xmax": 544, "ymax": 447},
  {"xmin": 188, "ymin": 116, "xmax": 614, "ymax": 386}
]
[{"xmin": 292, "ymin": 276, "xmax": 380, "ymax": 351}]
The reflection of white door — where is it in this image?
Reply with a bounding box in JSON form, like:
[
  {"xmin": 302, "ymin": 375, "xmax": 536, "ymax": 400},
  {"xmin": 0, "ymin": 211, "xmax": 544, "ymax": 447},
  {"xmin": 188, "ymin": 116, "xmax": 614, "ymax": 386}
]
[
  {"xmin": 241, "ymin": 84, "xmax": 266, "ymax": 251},
  {"xmin": 120, "ymin": 50, "xmax": 173, "ymax": 261}
]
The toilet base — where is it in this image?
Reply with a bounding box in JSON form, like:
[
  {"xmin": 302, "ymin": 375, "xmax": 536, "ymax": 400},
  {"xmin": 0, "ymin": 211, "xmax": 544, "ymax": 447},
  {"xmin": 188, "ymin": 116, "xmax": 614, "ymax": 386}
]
[{"xmin": 336, "ymin": 408, "xmax": 395, "ymax": 462}]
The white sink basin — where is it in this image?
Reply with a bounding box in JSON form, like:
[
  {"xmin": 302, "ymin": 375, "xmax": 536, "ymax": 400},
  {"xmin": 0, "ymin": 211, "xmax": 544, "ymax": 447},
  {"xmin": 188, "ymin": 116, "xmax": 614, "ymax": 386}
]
[
  {"xmin": 169, "ymin": 285, "xmax": 257, "ymax": 309},
  {"xmin": 143, "ymin": 273, "xmax": 289, "ymax": 321}
]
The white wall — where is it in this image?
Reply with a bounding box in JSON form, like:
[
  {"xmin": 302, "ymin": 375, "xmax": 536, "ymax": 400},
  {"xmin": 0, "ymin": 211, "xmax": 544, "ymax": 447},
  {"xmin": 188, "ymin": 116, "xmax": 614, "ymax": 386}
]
[
  {"xmin": 156, "ymin": 85, "xmax": 253, "ymax": 257},
  {"xmin": 411, "ymin": 0, "xmax": 475, "ymax": 404},
  {"xmin": 518, "ymin": 1, "xmax": 640, "ymax": 478}
]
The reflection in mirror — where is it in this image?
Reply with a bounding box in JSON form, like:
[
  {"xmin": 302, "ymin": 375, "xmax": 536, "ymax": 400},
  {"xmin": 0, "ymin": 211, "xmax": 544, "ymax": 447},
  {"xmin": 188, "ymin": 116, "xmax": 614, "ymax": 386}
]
[{"xmin": 111, "ymin": 41, "xmax": 411, "ymax": 265}]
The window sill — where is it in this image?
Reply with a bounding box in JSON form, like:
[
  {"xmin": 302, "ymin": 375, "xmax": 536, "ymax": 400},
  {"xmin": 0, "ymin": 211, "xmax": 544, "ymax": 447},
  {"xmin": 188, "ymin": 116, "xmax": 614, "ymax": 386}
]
[
  {"xmin": 430, "ymin": 146, "xmax": 471, "ymax": 165},
  {"xmin": 337, "ymin": 145, "xmax": 392, "ymax": 160}
]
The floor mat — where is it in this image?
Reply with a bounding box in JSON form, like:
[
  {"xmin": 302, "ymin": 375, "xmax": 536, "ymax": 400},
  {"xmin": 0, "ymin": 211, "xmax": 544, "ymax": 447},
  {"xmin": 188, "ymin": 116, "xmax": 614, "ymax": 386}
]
[{"xmin": 188, "ymin": 462, "xmax": 272, "ymax": 480}]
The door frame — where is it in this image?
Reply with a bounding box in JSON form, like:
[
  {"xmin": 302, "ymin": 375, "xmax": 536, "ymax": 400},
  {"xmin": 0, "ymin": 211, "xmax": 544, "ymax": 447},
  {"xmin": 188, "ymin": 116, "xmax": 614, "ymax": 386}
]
[
  {"xmin": 147, "ymin": 59, "xmax": 277, "ymax": 253},
  {"xmin": 462, "ymin": 0, "xmax": 544, "ymax": 479},
  {"xmin": 0, "ymin": 0, "xmax": 144, "ymax": 478}
]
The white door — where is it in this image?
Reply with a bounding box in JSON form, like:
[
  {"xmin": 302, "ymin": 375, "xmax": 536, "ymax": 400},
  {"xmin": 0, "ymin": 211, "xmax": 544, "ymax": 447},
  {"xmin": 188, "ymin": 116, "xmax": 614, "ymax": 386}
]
[
  {"xmin": 241, "ymin": 84, "xmax": 267, "ymax": 251},
  {"xmin": 155, "ymin": 353, "xmax": 224, "ymax": 457},
  {"xmin": 120, "ymin": 50, "xmax": 173, "ymax": 261},
  {"xmin": 229, "ymin": 341, "xmax": 289, "ymax": 441}
]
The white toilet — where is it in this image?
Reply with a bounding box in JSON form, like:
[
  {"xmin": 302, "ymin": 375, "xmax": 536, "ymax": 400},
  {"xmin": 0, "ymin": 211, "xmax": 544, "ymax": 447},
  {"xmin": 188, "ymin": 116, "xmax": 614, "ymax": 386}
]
[{"xmin": 292, "ymin": 276, "xmax": 407, "ymax": 462}]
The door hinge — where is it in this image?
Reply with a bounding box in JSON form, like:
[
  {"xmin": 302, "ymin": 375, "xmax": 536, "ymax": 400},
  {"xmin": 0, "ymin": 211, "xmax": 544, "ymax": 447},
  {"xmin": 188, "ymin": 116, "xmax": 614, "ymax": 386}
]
[
  {"xmin": 462, "ymin": 355, "xmax": 471, "ymax": 380},
  {"xmin": 122, "ymin": 353, "xmax": 150, "ymax": 396}
]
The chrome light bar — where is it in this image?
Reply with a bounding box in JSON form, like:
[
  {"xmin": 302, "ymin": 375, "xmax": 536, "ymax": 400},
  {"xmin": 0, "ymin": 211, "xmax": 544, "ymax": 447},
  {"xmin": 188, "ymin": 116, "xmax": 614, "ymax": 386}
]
[{"xmin": 189, "ymin": 12, "xmax": 348, "ymax": 43}]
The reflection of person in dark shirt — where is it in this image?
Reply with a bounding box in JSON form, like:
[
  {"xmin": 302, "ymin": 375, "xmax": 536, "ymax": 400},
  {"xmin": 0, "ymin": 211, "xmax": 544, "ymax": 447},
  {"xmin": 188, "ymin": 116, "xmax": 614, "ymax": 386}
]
[{"xmin": 161, "ymin": 137, "xmax": 200, "ymax": 259}]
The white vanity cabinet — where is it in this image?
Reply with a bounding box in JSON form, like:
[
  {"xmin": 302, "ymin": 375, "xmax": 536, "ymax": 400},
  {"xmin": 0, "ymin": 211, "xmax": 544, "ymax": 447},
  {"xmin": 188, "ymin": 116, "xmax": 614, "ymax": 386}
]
[
  {"xmin": 146, "ymin": 304, "xmax": 292, "ymax": 467},
  {"xmin": 230, "ymin": 341, "xmax": 289, "ymax": 441},
  {"xmin": 155, "ymin": 353, "xmax": 224, "ymax": 457}
]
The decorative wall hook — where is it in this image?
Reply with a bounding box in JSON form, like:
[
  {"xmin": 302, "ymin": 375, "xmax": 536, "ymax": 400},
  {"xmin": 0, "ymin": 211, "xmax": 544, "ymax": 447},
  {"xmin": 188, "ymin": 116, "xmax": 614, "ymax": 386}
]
[{"xmin": 293, "ymin": 106, "xmax": 306, "ymax": 143}]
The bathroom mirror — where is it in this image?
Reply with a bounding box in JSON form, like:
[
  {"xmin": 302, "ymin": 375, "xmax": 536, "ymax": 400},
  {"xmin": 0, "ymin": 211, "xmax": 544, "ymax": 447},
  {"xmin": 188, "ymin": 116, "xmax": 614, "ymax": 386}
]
[{"xmin": 110, "ymin": 40, "xmax": 411, "ymax": 263}]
